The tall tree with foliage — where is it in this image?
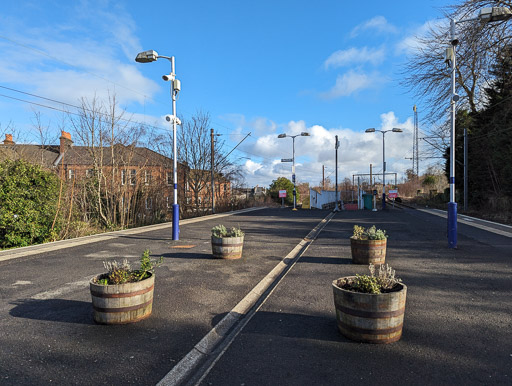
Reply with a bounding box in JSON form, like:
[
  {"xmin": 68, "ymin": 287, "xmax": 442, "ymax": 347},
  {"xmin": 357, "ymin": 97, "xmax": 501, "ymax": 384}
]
[
  {"xmin": 0, "ymin": 160, "xmax": 62, "ymax": 248},
  {"xmin": 470, "ymin": 44, "xmax": 512, "ymax": 207},
  {"xmin": 269, "ymin": 177, "xmax": 296, "ymax": 206}
]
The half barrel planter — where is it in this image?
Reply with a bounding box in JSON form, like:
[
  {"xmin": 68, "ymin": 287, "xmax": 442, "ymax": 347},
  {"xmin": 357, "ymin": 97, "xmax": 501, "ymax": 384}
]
[
  {"xmin": 350, "ymin": 237, "xmax": 387, "ymax": 264},
  {"xmin": 211, "ymin": 235, "xmax": 244, "ymax": 259},
  {"xmin": 89, "ymin": 273, "xmax": 155, "ymax": 324},
  {"xmin": 332, "ymin": 276, "xmax": 407, "ymax": 344}
]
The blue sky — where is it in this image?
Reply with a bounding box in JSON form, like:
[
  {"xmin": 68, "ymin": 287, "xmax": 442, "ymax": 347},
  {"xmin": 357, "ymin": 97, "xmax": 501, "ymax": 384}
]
[{"xmin": 0, "ymin": 0, "xmax": 451, "ymax": 188}]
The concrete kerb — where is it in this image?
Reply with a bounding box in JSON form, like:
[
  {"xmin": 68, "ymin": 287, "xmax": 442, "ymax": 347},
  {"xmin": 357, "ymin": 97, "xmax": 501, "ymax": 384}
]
[
  {"xmin": 157, "ymin": 211, "xmax": 336, "ymax": 386},
  {"xmin": 0, "ymin": 207, "xmax": 267, "ymax": 263}
]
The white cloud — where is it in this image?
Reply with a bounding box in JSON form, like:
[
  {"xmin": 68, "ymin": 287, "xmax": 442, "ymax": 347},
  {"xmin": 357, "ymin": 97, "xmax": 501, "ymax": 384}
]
[
  {"xmin": 350, "ymin": 16, "xmax": 398, "ymax": 38},
  {"xmin": 0, "ymin": 2, "xmax": 158, "ymax": 109},
  {"xmin": 323, "ymin": 47, "xmax": 385, "ymax": 69},
  {"xmin": 220, "ymin": 114, "xmax": 278, "ymax": 137},
  {"xmin": 320, "ymin": 70, "xmax": 387, "ymax": 99},
  {"xmin": 234, "ymin": 113, "xmax": 414, "ymax": 188},
  {"xmin": 395, "ymin": 19, "xmax": 446, "ymax": 55}
]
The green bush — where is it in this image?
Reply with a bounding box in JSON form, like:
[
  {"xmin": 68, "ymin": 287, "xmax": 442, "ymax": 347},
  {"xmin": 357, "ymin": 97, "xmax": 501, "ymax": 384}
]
[
  {"xmin": 0, "ymin": 160, "xmax": 62, "ymax": 248},
  {"xmin": 351, "ymin": 225, "xmax": 387, "ymax": 240},
  {"xmin": 336, "ymin": 264, "xmax": 402, "ymax": 294},
  {"xmin": 211, "ymin": 224, "xmax": 244, "ymax": 238}
]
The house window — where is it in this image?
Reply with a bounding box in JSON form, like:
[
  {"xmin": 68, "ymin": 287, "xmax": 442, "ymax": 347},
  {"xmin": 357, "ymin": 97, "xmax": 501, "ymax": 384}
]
[
  {"xmin": 121, "ymin": 170, "xmax": 126, "ymax": 185},
  {"xmin": 130, "ymin": 169, "xmax": 136, "ymax": 185},
  {"xmin": 68, "ymin": 169, "xmax": 74, "ymax": 180},
  {"xmin": 167, "ymin": 172, "xmax": 172, "ymax": 185},
  {"xmin": 86, "ymin": 169, "xmax": 94, "ymax": 178},
  {"xmin": 145, "ymin": 170, "xmax": 152, "ymax": 185},
  {"xmin": 185, "ymin": 180, "xmax": 190, "ymax": 191},
  {"xmin": 186, "ymin": 197, "xmax": 191, "ymax": 204},
  {"xmin": 145, "ymin": 197, "xmax": 152, "ymax": 209},
  {"xmin": 166, "ymin": 196, "xmax": 170, "ymax": 208}
]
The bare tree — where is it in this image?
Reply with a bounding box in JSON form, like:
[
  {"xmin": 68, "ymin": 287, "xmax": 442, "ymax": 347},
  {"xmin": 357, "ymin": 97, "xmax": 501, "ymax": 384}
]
[
  {"xmin": 68, "ymin": 95, "xmax": 147, "ymax": 228},
  {"xmin": 401, "ymin": 0, "xmax": 512, "ymax": 139}
]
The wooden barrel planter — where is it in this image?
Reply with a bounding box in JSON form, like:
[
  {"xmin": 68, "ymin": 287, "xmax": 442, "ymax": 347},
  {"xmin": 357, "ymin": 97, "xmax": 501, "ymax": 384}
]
[
  {"xmin": 211, "ymin": 235, "xmax": 244, "ymax": 259},
  {"xmin": 89, "ymin": 273, "xmax": 155, "ymax": 324},
  {"xmin": 350, "ymin": 237, "xmax": 387, "ymax": 265},
  {"xmin": 332, "ymin": 276, "xmax": 407, "ymax": 344}
]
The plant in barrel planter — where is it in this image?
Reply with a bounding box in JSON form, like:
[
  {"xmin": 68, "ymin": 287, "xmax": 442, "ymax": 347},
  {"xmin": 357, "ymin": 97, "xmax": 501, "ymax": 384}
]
[
  {"xmin": 350, "ymin": 225, "xmax": 387, "ymax": 264},
  {"xmin": 89, "ymin": 249, "xmax": 162, "ymax": 324},
  {"xmin": 332, "ymin": 264, "xmax": 407, "ymax": 344},
  {"xmin": 211, "ymin": 225, "xmax": 245, "ymax": 259}
]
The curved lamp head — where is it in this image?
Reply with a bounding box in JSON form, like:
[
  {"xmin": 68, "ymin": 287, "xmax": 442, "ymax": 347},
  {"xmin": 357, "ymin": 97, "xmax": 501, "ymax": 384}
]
[
  {"xmin": 392, "ymin": 128, "xmax": 403, "ymax": 133},
  {"xmin": 479, "ymin": 7, "xmax": 512, "ymax": 23},
  {"xmin": 277, "ymin": 134, "xmax": 287, "ymax": 138},
  {"xmin": 135, "ymin": 50, "xmax": 159, "ymax": 63},
  {"xmin": 300, "ymin": 132, "xmax": 310, "ymax": 136},
  {"xmin": 365, "ymin": 128, "xmax": 376, "ymax": 133}
]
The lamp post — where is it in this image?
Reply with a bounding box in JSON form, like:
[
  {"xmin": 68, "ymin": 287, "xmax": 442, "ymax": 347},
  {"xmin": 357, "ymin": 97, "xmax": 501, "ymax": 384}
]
[
  {"xmin": 278, "ymin": 132, "xmax": 310, "ymax": 210},
  {"xmin": 135, "ymin": 50, "xmax": 182, "ymax": 240},
  {"xmin": 365, "ymin": 127, "xmax": 403, "ymax": 210},
  {"xmin": 445, "ymin": 7, "xmax": 512, "ymax": 248}
]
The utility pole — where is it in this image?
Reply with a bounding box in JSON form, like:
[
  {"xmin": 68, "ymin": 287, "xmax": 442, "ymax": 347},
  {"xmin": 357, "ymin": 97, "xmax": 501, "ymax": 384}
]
[
  {"xmin": 334, "ymin": 136, "xmax": 339, "ymax": 211},
  {"xmin": 370, "ymin": 164, "xmax": 373, "ymax": 189},
  {"xmin": 464, "ymin": 128, "xmax": 468, "ymax": 212},
  {"xmin": 413, "ymin": 105, "xmax": 419, "ymax": 177},
  {"xmin": 211, "ymin": 128, "xmax": 215, "ymax": 214},
  {"xmin": 322, "ymin": 165, "xmax": 325, "ymax": 190}
]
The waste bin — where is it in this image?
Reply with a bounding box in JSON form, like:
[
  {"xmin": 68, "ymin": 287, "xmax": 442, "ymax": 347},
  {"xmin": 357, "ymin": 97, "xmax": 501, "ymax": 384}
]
[{"xmin": 363, "ymin": 194, "xmax": 373, "ymax": 210}]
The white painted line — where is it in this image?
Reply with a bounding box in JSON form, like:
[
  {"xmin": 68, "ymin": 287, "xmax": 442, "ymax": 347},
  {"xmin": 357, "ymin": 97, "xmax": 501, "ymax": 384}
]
[
  {"xmin": 157, "ymin": 211, "xmax": 335, "ymax": 386},
  {"xmin": 0, "ymin": 207, "xmax": 267, "ymax": 263},
  {"xmin": 417, "ymin": 209, "xmax": 512, "ymax": 238},
  {"xmin": 31, "ymin": 277, "xmax": 93, "ymax": 300}
]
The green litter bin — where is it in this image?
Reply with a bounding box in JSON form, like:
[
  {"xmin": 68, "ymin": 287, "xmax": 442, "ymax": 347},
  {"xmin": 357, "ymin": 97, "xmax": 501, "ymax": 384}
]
[{"xmin": 363, "ymin": 194, "xmax": 373, "ymax": 210}]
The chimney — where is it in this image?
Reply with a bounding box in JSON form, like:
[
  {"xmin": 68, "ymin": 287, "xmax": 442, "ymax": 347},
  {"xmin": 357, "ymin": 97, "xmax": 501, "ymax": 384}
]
[
  {"xmin": 59, "ymin": 131, "xmax": 73, "ymax": 154},
  {"xmin": 3, "ymin": 134, "xmax": 14, "ymax": 145}
]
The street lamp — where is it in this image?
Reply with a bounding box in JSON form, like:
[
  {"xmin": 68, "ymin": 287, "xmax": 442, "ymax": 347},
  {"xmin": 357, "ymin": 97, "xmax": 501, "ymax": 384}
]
[
  {"xmin": 445, "ymin": 7, "xmax": 512, "ymax": 248},
  {"xmin": 278, "ymin": 132, "xmax": 310, "ymax": 210},
  {"xmin": 365, "ymin": 127, "xmax": 403, "ymax": 210},
  {"xmin": 135, "ymin": 50, "xmax": 182, "ymax": 240}
]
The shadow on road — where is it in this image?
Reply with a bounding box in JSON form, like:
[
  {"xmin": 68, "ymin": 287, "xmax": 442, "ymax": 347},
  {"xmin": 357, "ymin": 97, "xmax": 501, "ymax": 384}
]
[
  {"xmin": 161, "ymin": 252, "xmax": 212, "ymax": 260},
  {"xmin": 10, "ymin": 299, "xmax": 94, "ymax": 325}
]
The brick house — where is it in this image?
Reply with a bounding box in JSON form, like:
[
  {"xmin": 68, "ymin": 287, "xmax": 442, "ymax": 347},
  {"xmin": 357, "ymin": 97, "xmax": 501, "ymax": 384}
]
[
  {"xmin": 185, "ymin": 168, "xmax": 232, "ymax": 213},
  {"xmin": 1, "ymin": 132, "xmax": 232, "ymax": 222},
  {"xmin": 1, "ymin": 131, "xmax": 188, "ymax": 225}
]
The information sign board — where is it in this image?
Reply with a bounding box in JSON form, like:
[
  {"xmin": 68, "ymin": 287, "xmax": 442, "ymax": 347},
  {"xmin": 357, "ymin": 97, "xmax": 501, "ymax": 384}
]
[{"xmin": 388, "ymin": 189, "xmax": 398, "ymax": 199}]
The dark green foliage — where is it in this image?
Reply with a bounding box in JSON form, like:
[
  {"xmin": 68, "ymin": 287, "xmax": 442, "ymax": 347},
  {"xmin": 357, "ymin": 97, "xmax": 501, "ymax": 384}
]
[
  {"xmin": 269, "ymin": 177, "xmax": 297, "ymax": 205},
  {"xmin": 337, "ymin": 264, "xmax": 402, "ymax": 294},
  {"xmin": 444, "ymin": 45, "xmax": 512, "ymax": 211},
  {"xmin": 95, "ymin": 249, "xmax": 162, "ymax": 285},
  {"xmin": 0, "ymin": 160, "xmax": 62, "ymax": 248}
]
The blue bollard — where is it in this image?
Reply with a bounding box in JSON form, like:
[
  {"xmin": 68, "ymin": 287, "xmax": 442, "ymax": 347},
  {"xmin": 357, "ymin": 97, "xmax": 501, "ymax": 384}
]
[
  {"xmin": 172, "ymin": 204, "xmax": 180, "ymax": 240},
  {"xmin": 447, "ymin": 202, "xmax": 457, "ymax": 248}
]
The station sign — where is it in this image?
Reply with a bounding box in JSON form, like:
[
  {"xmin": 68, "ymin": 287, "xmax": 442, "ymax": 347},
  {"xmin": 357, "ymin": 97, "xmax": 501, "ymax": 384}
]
[
  {"xmin": 388, "ymin": 189, "xmax": 398, "ymax": 199},
  {"xmin": 281, "ymin": 158, "xmax": 293, "ymax": 162}
]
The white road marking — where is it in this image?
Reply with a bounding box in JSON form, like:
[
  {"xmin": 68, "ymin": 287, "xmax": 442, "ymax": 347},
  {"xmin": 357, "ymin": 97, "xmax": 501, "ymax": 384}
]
[
  {"xmin": 12, "ymin": 281, "xmax": 33, "ymax": 286},
  {"xmin": 31, "ymin": 278, "xmax": 93, "ymax": 300}
]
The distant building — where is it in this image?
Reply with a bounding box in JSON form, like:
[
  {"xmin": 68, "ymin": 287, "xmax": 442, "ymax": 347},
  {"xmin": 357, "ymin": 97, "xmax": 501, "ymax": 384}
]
[{"xmin": 1, "ymin": 132, "xmax": 231, "ymax": 220}]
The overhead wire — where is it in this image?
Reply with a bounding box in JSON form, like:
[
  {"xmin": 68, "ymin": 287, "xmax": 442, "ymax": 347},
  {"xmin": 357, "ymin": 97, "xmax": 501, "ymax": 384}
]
[{"xmin": 0, "ymin": 34, "xmax": 251, "ymax": 137}]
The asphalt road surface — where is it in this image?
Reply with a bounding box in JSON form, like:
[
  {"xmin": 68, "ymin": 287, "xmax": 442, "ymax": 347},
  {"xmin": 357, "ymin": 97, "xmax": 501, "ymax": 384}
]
[{"xmin": 1, "ymin": 206, "xmax": 511, "ymax": 386}]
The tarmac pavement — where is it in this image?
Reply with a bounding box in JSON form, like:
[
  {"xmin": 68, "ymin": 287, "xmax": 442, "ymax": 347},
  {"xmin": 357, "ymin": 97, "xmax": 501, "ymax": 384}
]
[
  {"xmin": 199, "ymin": 207, "xmax": 512, "ymax": 386},
  {"xmin": 1, "ymin": 206, "xmax": 511, "ymax": 385}
]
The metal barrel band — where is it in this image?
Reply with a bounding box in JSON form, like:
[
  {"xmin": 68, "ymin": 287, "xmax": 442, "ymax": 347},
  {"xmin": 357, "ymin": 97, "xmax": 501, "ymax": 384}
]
[
  {"xmin": 92, "ymin": 298, "xmax": 153, "ymax": 313},
  {"xmin": 339, "ymin": 321, "xmax": 403, "ymax": 335},
  {"xmin": 338, "ymin": 304, "xmax": 405, "ymax": 318},
  {"xmin": 90, "ymin": 284, "xmax": 154, "ymax": 298}
]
